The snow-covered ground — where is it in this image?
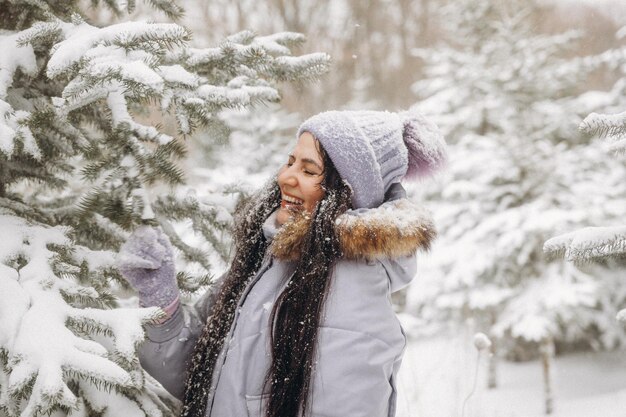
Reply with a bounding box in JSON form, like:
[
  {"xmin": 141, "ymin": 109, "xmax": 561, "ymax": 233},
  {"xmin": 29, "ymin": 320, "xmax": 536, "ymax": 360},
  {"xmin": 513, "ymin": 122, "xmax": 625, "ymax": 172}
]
[{"xmin": 396, "ymin": 333, "xmax": 626, "ymax": 417}]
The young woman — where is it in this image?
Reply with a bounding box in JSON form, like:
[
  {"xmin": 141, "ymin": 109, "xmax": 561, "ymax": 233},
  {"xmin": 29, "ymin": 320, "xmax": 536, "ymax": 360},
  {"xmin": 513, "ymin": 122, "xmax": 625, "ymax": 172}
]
[{"xmin": 117, "ymin": 110, "xmax": 446, "ymax": 417}]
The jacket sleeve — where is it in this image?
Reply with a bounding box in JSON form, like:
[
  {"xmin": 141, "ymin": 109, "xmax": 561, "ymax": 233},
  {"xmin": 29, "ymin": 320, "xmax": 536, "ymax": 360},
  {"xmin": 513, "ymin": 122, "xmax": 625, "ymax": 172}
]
[
  {"xmin": 138, "ymin": 272, "xmax": 227, "ymax": 400},
  {"xmin": 308, "ymin": 260, "xmax": 406, "ymax": 417}
]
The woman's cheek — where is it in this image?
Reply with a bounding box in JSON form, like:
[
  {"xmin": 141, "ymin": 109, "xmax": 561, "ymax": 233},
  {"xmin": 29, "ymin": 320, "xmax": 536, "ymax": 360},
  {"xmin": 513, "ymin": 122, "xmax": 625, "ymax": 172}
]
[{"xmin": 307, "ymin": 190, "xmax": 325, "ymax": 212}]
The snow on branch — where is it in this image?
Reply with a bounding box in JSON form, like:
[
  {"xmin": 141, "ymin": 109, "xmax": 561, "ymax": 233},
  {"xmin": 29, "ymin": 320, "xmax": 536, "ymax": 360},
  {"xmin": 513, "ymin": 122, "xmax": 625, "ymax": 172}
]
[
  {"xmin": 0, "ymin": 99, "xmax": 41, "ymax": 159},
  {"xmin": 0, "ymin": 31, "xmax": 37, "ymax": 98},
  {"xmin": 0, "ymin": 30, "xmax": 40, "ymax": 160},
  {"xmin": 544, "ymin": 226, "xmax": 626, "ymax": 263},
  {"xmin": 0, "ymin": 215, "xmax": 167, "ymax": 417},
  {"xmin": 254, "ymin": 32, "xmax": 306, "ymax": 55},
  {"xmin": 36, "ymin": 19, "xmax": 328, "ymax": 159},
  {"xmin": 196, "ymin": 83, "xmax": 280, "ymax": 109},
  {"xmin": 157, "ymin": 64, "xmax": 199, "ymax": 87},
  {"xmin": 47, "ymin": 21, "xmax": 188, "ymax": 78},
  {"xmin": 580, "ymin": 111, "xmax": 626, "ymax": 154},
  {"xmin": 221, "ymin": 30, "xmax": 305, "ymax": 56},
  {"xmin": 271, "ymin": 53, "xmax": 332, "ymax": 82}
]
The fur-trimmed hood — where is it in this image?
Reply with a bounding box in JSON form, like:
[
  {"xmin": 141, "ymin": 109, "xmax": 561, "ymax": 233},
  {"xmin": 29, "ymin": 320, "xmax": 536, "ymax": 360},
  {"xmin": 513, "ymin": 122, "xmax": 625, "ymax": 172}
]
[{"xmin": 269, "ymin": 197, "xmax": 436, "ymax": 262}]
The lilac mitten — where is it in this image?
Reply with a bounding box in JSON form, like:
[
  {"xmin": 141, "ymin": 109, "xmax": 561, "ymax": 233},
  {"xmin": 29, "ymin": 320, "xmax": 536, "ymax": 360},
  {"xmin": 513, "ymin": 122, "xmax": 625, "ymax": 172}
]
[{"xmin": 116, "ymin": 226, "xmax": 179, "ymax": 309}]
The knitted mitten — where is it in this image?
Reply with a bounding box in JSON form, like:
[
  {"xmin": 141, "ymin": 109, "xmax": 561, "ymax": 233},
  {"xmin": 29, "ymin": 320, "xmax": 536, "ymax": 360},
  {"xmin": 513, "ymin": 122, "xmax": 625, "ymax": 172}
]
[{"xmin": 116, "ymin": 226, "xmax": 179, "ymax": 309}]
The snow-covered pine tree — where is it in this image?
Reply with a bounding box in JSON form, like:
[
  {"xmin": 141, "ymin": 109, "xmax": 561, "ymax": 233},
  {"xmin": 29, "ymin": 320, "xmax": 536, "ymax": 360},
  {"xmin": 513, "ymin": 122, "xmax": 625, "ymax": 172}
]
[
  {"xmin": 406, "ymin": 0, "xmax": 626, "ymax": 406},
  {"xmin": 0, "ymin": 0, "xmax": 330, "ymax": 416},
  {"xmin": 544, "ymin": 25, "xmax": 626, "ymax": 323}
]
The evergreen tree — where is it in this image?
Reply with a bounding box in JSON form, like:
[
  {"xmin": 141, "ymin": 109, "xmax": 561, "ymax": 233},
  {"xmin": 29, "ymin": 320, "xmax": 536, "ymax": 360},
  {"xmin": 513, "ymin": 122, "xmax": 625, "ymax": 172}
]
[
  {"xmin": 544, "ymin": 25, "xmax": 626, "ymax": 323},
  {"xmin": 406, "ymin": 0, "xmax": 626, "ymax": 406},
  {"xmin": 0, "ymin": 0, "xmax": 330, "ymax": 415}
]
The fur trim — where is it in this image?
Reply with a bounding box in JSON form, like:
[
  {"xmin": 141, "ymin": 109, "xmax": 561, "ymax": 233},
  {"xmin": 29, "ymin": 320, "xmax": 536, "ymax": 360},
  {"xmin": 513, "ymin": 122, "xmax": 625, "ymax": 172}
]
[{"xmin": 270, "ymin": 199, "xmax": 436, "ymax": 261}]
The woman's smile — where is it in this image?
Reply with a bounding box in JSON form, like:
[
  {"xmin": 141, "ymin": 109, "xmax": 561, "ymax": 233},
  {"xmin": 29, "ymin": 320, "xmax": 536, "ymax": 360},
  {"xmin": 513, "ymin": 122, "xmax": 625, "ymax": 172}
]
[{"xmin": 281, "ymin": 193, "xmax": 304, "ymax": 206}]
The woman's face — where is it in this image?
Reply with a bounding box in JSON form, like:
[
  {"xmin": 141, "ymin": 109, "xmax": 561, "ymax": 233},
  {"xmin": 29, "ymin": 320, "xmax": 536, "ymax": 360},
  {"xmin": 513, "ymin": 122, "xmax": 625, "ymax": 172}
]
[{"xmin": 276, "ymin": 132, "xmax": 326, "ymax": 225}]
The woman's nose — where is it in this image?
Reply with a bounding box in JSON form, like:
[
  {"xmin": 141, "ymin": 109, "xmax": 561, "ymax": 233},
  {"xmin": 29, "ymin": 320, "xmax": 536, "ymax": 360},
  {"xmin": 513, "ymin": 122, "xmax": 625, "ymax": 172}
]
[{"xmin": 278, "ymin": 165, "xmax": 298, "ymax": 186}]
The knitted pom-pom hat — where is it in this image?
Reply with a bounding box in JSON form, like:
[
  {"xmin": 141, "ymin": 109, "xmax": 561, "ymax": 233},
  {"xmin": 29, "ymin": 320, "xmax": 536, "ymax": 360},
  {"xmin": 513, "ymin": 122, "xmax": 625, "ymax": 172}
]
[{"xmin": 297, "ymin": 109, "xmax": 447, "ymax": 209}]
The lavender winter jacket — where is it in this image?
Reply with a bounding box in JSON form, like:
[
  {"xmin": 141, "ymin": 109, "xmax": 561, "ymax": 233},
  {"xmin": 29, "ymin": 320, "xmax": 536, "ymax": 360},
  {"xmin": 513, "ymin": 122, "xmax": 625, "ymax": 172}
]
[{"xmin": 138, "ymin": 184, "xmax": 435, "ymax": 417}]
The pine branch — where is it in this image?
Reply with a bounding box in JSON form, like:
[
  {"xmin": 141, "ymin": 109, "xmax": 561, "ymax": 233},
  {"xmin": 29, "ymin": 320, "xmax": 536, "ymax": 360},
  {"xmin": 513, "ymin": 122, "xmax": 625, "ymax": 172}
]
[
  {"xmin": 154, "ymin": 194, "xmax": 232, "ymax": 261},
  {"xmin": 156, "ymin": 215, "xmax": 213, "ymax": 270},
  {"xmin": 2, "ymin": 157, "xmax": 68, "ymax": 190},
  {"xmin": 16, "ymin": 20, "xmax": 63, "ymax": 48},
  {"xmin": 580, "ymin": 111, "xmax": 626, "ymax": 150},
  {"xmin": 0, "ymin": 196, "xmax": 53, "ymax": 224},
  {"xmin": 50, "ymin": 207, "xmax": 129, "ymax": 251},
  {"xmin": 544, "ymin": 226, "xmax": 626, "ymax": 264},
  {"xmin": 175, "ymin": 271, "xmax": 213, "ymax": 294},
  {"xmin": 1, "ymin": 0, "xmax": 57, "ymax": 31},
  {"xmin": 59, "ymin": 283, "xmax": 117, "ymax": 309},
  {"xmin": 259, "ymin": 32, "xmax": 306, "ymax": 50},
  {"xmin": 9, "ymin": 367, "xmax": 36, "ymax": 402},
  {"xmin": 98, "ymin": 0, "xmax": 126, "ymax": 17},
  {"xmin": 111, "ymin": 26, "xmax": 190, "ymax": 52},
  {"xmin": 75, "ymin": 187, "xmax": 107, "ymax": 218},
  {"xmin": 145, "ymin": 0, "xmax": 184, "ymax": 20},
  {"xmin": 268, "ymin": 53, "xmax": 332, "ymax": 82}
]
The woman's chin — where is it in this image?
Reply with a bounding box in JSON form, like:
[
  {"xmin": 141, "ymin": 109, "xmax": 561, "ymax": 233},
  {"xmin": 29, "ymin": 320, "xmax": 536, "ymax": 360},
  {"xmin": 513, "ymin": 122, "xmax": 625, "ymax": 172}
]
[
  {"xmin": 276, "ymin": 206, "xmax": 305, "ymax": 225},
  {"xmin": 276, "ymin": 207, "xmax": 291, "ymax": 225}
]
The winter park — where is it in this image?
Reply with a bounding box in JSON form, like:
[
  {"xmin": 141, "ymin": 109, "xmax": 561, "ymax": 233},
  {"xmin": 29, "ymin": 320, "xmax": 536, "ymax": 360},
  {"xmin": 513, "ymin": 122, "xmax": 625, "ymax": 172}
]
[{"xmin": 1, "ymin": 0, "xmax": 626, "ymax": 416}]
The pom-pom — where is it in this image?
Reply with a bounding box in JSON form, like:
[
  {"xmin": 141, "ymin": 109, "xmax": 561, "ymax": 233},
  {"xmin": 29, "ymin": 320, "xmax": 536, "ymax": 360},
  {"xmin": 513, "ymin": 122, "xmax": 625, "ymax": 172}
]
[{"xmin": 400, "ymin": 110, "xmax": 447, "ymax": 179}]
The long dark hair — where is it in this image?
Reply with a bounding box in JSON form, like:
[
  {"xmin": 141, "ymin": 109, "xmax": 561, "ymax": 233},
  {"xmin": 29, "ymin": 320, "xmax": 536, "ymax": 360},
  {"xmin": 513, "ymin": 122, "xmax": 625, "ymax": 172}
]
[{"xmin": 181, "ymin": 142, "xmax": 353, "ymax": 417}]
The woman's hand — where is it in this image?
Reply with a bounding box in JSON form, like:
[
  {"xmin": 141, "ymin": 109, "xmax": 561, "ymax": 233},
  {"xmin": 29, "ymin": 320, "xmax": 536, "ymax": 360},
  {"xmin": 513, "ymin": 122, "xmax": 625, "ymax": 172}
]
[{"xmin": 116, "ymin": 226, "xmax": 179, "ymax": 309}]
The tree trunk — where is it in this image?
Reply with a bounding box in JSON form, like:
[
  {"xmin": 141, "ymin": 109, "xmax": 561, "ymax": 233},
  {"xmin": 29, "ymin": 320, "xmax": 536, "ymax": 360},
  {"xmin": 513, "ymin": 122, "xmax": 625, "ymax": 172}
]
[
  {"xmin": 487, "ymin": 310, "xmax": 498, "ymax": 389},
  {"xmin": 0, "ymin": 160, "xmax": 5, "ymax": 198},
  {"xmin": 419, "ymin": 0, "xmax": 431, "ymax": 45},
  {"xmin": 540, "ymin": 337, "xmax": 555, "ymax": 415},
  {"xmin": 487, "ymin": 338, "xmax": 497, "ymax": 389}
]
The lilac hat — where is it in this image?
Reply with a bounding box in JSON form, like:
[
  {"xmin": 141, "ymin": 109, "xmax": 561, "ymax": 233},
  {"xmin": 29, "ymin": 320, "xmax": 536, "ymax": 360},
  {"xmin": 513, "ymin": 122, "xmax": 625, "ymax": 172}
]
[{"xmin": 297, "ymin": 109, "xmax": 447, "ymax": 208}]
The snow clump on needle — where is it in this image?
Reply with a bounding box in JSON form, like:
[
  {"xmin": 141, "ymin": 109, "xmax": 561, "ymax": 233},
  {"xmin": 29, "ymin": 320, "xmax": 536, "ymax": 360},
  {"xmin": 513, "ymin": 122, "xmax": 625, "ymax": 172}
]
[{"xmin": 473, "ymin": 332, "xmax": 492, "ymax": 351}]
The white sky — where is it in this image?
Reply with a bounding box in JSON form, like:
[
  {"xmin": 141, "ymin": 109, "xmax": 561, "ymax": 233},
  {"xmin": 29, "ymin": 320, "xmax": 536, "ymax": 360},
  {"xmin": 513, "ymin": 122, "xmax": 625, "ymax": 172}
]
[{"xmin": 546, "ymin": 0, "xmax": 626, "ymax": 23}]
